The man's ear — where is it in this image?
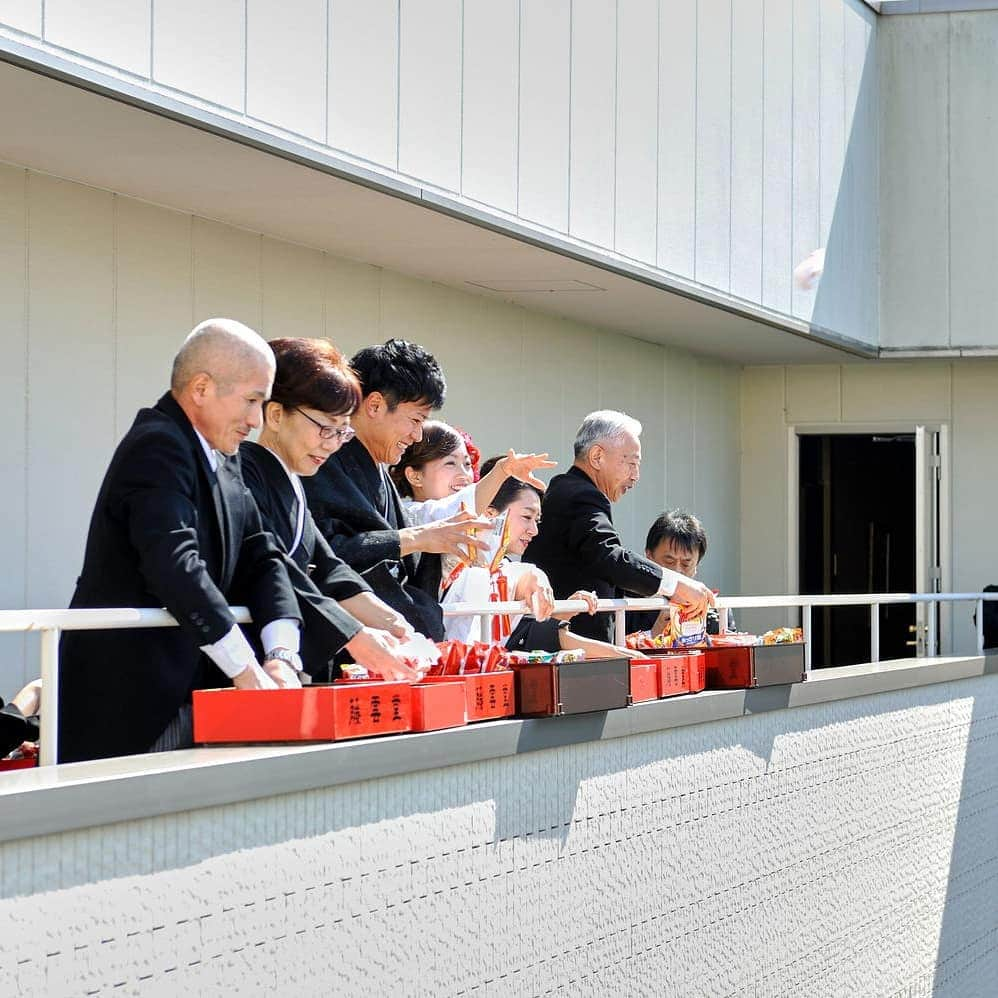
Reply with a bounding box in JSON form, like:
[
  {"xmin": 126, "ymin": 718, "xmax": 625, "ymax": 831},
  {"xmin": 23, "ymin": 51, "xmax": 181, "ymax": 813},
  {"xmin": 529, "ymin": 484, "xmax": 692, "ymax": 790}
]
[
  {"xmin": 189, "ymin": 372, "xmax": 211, "ymax": 405},
  {"xmin": 364, "ymin": 391, "xmax": 385, "ymax": 418},
  {"xmin": 589, "ymin": 444, "xmax": 604, "ymax": 469}
]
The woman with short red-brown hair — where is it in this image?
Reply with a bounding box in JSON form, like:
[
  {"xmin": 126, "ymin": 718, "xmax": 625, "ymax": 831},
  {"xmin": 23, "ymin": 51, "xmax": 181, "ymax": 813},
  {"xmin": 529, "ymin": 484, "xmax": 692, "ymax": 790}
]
[{"xmin": 240, "ymin": 337, "xmax": 421, "ymax": 682}]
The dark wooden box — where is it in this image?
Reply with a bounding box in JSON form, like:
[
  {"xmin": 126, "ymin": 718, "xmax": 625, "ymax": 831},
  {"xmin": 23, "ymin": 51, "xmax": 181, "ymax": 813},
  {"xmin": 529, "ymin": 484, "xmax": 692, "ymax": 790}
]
[
  {"xmin": 513, "ymin": 657, "xmax": 631, "ymax": 716},
  {"xmin": 703, "ymin": 644, "xmax": 805, "ymax": 689}
]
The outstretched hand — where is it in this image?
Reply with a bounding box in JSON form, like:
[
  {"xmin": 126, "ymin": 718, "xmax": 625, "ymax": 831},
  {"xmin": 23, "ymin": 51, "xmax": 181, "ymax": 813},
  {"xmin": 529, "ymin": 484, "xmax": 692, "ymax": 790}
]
[{"xmin": 501, "ymin": 450, "xmax": 557, "ymax": 490}]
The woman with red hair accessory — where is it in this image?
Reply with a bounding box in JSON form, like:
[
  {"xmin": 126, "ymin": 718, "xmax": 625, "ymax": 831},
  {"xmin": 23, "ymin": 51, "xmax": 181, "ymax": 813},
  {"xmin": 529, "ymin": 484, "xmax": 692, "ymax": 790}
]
[{"xmin": 390, "ymin": 421, "xmax": 555, "ymax": 528}]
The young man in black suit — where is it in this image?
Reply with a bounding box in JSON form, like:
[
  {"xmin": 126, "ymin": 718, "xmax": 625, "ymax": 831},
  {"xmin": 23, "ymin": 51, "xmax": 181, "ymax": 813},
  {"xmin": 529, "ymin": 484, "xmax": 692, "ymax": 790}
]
[
  {"xmin": 524, "ymin": 410, "xmax": 715, "ymax": 644},
  {"xmin": 302, "ymin": 339, "xmax": 489, "ymax": 640},
  {"xmin": 57, "ymin": 319, "xmax": 354, "ymax": 763}
]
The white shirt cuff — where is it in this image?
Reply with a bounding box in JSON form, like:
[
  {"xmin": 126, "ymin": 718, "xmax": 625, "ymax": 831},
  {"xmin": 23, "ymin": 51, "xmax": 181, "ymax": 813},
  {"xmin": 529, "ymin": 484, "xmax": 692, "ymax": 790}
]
[
  {"xmin": 201, "ymin": 623, "xmax": 259, "ymax": 679},
  {"xmin": 260, "ymin": 618, "xmax": 301, "ymax": 655},
  {"xmin": 656, "ymin": 568, "xmax": 681, "ymax": 598}
]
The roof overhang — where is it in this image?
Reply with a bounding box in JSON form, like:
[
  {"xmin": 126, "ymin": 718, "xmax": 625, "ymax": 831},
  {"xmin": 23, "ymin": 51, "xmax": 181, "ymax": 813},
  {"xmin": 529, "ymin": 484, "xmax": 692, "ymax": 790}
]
[{"xmin": 0, "ymin": 40, "xmax": 876, "ymax": 365}]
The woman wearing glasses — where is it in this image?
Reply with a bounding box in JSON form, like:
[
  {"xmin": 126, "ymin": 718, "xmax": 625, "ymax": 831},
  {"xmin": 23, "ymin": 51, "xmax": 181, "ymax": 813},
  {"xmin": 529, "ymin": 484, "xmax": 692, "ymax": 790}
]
[{"xmin": 240, "ymin": 337, "xmax": 421, "ymax": 681}]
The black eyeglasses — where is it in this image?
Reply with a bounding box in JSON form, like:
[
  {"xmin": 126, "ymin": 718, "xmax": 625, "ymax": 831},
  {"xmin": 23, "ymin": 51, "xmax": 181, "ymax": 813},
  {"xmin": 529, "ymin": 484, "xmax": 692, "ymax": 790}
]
[{"xmin": 292, "ymin": 407, "xmax": 356, "ymax": 442}]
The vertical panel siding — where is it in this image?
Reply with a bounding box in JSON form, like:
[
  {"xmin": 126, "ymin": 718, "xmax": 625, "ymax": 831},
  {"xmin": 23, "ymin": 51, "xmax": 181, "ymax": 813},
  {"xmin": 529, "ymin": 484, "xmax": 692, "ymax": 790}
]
[
  {"xmin": 114, "ymin": 198, "xmax": 193, "ymax": 436},
  {"xmin": 44, "ymin": 0, "xmax": 151, "ymax": 77},
  {"xmin": 761, "ymin": 0, "xmax": 793, "ymax": 315},
  {"xmin": 4, "ymin": 1, "xmax": 882, "ymax": 347},
  {"xmin": 818, "ymin": 0, "xmax": 845, "ymax": 249},
  {"xmin": 25, "ymin": 175, "xmax": 114, "ymax": 608},
  {"xmin": 832, "ymin": 0, "xmax": 878, "ymax": 343},
  {"xmin": 729, "ymin": 0, "xmax": 764, "ymax": 302},
  {"xmin": 614, "ymin": 0, "xmax": 658, "ymax": 264},
  {"xmin": 153, "ymin": 0, "xmax": 245, "ymax": 111},
  {"xmin": 246, "ymin": 0, "xmax": 327, "ymax": 142},
  {"xmin": 462, "ymin": 0, "xmax": 519, "ymax": 212},
  {"xmin": 694, "ymin": 0, "xmax": 732, "ymax": 292},
  {"xmin": 261, "ymin": 235, "xmax": 326, "ymax": 339},
  {"xmin": 568, "ymin": 0, "xmax": 615, "ymax": 248},
  {"xmin": 0, "ymin": 165, "xmax": 28, "ymax": 686},
  {"xmin": 948, "ymin": 16, "xmax": 998, "ymax": 348},
  {"xmin": 656, "ymin": 0, "xmax": 697, "ymax": 278},
  {"xmin": 398, "ymin": 0, "xmax": 462, "ymax": 191},
  {"xmin": 791, "ymin": 2, "xmax": 820, "ymax": 321},
  {"xmin": 517, "ymin": 0, "xmax": 570, "ymax": 231},
  {"xmin": 663, "ymin": 349, "xmax": 698, "ymax": 512},
  {"xmin": 192, "ymin": 218, "xmax": 262, "ymax": 329},
  {"xmin": 0, "ymin": 0, "xmax": 41, "ymax": 36},
  {"xmin": 878, "ymin": 16, "xmax": 949, "ymax": 350},
  {"xmin": 327, "ymin": 0, "xmax": 399, "ymax": 167}
]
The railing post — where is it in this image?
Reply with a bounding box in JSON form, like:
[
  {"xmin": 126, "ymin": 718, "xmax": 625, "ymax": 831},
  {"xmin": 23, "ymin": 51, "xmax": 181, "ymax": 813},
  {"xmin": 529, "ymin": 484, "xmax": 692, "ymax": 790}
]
[
  {"xmin": 614, "ymin": 609, "xmax": 627, "ymax": 646},
  {"xmin": 39, "ymin": 627, "xmax": 60, "ymax": 766},
  {"xmin": 802, "ymin": 604, "xmax": 812, "ymax": 675},
  {"xmin": 977, "ymin": 599, "xmax": 985, "ymax": 655},
  {"xmin": 870, "ymin": 604, "xmax": 880, "ymax": 664},
  {"xmin": 927, "ymin": 600, "xmax": 937, "ymax": 658}
]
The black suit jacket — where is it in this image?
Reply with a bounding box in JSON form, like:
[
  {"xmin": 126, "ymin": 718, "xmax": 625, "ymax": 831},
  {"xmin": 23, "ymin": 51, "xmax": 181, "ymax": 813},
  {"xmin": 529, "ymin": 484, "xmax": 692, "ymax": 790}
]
[
  {"xmin": 523, "ymin": 466, "xmax": 663, "ymax": 643},
  {"xmin": 58, "ymin": 393, "xmax": 302, "ymax": 763},
  {"xmin": 239, "ymin": 441, "xmax": 368, "ymax": 676},
  {"xmin": 302, "ymin": 437, "xmax": 444, "ymax": 639}
]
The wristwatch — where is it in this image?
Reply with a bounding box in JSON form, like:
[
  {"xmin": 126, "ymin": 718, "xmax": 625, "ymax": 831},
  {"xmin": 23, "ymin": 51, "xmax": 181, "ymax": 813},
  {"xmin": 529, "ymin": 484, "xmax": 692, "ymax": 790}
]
[{"xmin": 264, "ymin": 647, "xmax": 304, "ymax": 673}]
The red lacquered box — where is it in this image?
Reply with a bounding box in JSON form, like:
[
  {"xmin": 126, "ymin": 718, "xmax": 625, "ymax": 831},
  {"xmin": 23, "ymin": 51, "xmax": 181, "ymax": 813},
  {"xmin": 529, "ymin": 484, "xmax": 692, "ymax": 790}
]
[
  {"xmin": 635, "ymin": 649, "xmax": 705, "ymax": 694},
  {"xmin": 0, "ymin": 757, "xmax": 37, "ymax": 772},
  {"xmin": 422, "ymin": 671, "xmax": 515, "ymax": 722},
  {"xmin": 192, "ymin": 682, "xmax": 411, "ymax": 743},
  {"xmin": 703, "ymin": 644, "xmax": 805, "ymax": 688},
  {"xmin": 629, "ymin": 659, "xmax": 660, "ymax": 703},
  {"xmin": 410, "ymin": 680, "xmax": 468, "ymax": 732},
  {"xmin": 658, "ymin": 655, "xmax": 692, "ymax": 697}
]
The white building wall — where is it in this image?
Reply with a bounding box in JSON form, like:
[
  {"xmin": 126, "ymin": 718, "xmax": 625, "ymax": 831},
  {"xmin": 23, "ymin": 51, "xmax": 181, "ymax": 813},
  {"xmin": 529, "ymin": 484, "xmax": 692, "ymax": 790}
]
[
  {"xmin": 740, "ymin": 359, "xmax": 998, "ymax": 653},
  {"xmin": 0, "ymin": 0, "xmax": 880, "ymax": 347},
  {"xmin": 2, "ymin": 674, "xmax": 995, "ymax": 994},
  {"xmin": 0, "ymin": 161, "xmax": 741, "ymax": 698},
  {"xmin": 880, "ymin": 10, "xmax": 998, "ymax": 350}
]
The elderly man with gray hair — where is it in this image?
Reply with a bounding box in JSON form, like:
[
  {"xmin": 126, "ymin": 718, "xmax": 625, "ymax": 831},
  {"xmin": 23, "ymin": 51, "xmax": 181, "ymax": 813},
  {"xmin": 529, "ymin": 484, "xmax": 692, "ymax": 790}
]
[{"xmin": 524, "ymin": 410, "xmax": 714, "ymax": 644}]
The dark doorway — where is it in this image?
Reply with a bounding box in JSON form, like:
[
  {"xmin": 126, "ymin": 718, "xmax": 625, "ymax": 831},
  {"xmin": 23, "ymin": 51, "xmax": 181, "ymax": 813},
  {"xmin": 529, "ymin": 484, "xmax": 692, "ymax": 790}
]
[{"xmin": 799, "ymin": 434, "xmax": 916, "ymax": 667}]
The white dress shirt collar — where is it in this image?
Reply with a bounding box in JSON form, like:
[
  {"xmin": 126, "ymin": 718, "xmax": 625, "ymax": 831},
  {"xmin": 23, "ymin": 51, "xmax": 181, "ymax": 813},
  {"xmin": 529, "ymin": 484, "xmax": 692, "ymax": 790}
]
[{"xmin": 193, "ymin": 427, "xmax": 219, "ymax": 472}]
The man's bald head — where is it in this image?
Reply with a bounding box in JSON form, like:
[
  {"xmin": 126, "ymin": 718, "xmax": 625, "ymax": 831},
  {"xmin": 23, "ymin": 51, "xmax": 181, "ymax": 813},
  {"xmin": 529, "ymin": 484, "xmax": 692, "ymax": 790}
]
[
  {"xmin": 171, "ymin": 318, "xmax": 275, "ymax": 395},
  {"xmin": 171, "ymin": 319, "xmax": 276, "ymax": 455}
]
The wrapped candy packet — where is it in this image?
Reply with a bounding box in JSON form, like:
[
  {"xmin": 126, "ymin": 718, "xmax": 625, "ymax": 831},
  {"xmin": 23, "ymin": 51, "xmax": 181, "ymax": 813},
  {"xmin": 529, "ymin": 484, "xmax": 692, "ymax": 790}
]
[
  {"xmin": 707, "ymin": 632, "xmax": 759, "ymax": 647},
  {"xmin": 626, "ymin": 605, "xmax": 707, "ymax": 651},
  {"xmin": 760, "ymin": 627, "xmax": 803, "ymax": 645},
  {"xmin": 505, "ymin": 648, "xmax": 586, "ymax": 666},
  {"xmin": 426, "ymin": 639, "xmax": 510, "ymax": 676}
]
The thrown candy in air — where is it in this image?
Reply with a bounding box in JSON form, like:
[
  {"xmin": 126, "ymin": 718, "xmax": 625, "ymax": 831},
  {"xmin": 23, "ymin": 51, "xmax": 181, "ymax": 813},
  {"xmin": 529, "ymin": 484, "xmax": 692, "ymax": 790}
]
[{"xmin": 793, "ymin": 247, "xmax": 825, "ymax": 290}]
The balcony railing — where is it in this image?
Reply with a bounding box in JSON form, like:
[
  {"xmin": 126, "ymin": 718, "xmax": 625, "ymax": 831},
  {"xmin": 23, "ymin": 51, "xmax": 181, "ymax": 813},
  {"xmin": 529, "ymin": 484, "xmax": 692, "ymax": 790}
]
[{"xmin": 2, "ymin": 592, "xmax": 996, "ymax": 767}]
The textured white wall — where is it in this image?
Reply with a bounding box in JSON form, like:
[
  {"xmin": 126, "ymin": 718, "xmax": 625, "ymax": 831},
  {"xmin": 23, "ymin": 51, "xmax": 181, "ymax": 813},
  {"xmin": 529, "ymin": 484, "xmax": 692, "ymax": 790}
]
[
  {"xmin": 0, "ymin": 162, "xmax": 741, "ymax": 698},
  {"xmin": 740, "ymin": 360, "xmax": 998, "ymax": 652},
  {"xmin": 0, "ymin": 0, "xmax": 880, "ymax": 346},
  {"xmin": 2, "ymin": 675, "xmax": 995, "ymax": 994}
]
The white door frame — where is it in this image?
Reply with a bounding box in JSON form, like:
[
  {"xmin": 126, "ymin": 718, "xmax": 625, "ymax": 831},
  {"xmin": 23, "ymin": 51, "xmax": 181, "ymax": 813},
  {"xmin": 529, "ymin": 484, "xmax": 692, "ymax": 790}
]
[{"xmin": 786, "ymin": 421, "xmax": 952, "ymax": 653}]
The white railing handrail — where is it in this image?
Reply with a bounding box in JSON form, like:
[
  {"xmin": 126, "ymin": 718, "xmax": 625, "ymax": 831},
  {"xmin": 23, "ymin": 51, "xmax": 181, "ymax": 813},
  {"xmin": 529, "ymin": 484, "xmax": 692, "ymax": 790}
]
[{"xmin": 11, "ymin": 591, "xmax": 998, "ymax": 768}]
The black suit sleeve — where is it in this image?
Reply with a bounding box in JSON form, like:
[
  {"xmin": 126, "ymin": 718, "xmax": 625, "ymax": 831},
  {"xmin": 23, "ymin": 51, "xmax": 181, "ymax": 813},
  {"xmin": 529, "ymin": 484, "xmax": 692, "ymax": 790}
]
[
  {"xmin": 563, "ymin": 495, "xmax": 664, "ymax": 597},
  {"xmin": 310, "ymin": 521, "xmax": 372, "ymax": 601},
  {"xmin": 310, "ymin": 506, "xmax": 402, "ymax": 572},
  {"xmin": 230, "ymin": 486, "xmax": 302, "ymax": 629},
  {"xmin": 113, "ymin": 430, "xmax": 242, "ymax": 646}
]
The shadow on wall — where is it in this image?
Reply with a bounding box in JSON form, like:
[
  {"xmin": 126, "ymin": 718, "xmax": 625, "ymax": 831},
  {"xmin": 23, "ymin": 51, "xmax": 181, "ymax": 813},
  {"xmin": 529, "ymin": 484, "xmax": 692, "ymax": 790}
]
[
  {"xmin": 931, "ymin": 655, "xmax": 998, "ymax": 994},
  {"xmin": 810, "ymin": 8, "xmax": 879, "ymax": 349}
]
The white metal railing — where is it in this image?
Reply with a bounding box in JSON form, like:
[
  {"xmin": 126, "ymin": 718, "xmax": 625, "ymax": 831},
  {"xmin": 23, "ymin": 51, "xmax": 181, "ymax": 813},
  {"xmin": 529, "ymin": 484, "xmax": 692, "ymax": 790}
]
[{"xmin": 3, "ymin": 592, "xmax": 997, "ymax": 768}]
